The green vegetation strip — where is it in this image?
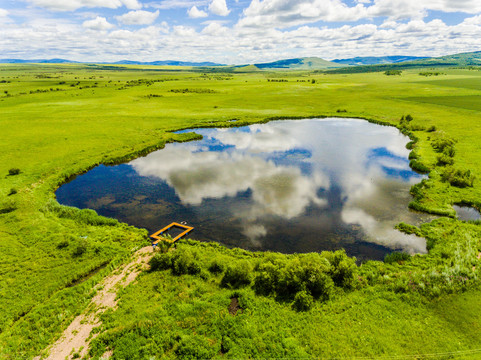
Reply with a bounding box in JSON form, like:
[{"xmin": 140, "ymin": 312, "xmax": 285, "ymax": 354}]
[{"xmin": 1, "ymin": 64, "xmax": 481, "ymax": 358}]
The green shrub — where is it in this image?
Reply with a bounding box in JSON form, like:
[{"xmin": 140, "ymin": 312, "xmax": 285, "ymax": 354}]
[
  {"xmin": 409, "ymin": 159, "xmax": 430, "ymax": 174},
  {"xmin": 254, "ymin": 261, "xmax": 281, "ymax": 296},
  {"xmin": 432, "ymin": 135, "xmax": 456, "ymax": 153},
  {"xmin": 175, "ymin": 335, "xmax": 218, "ymax": 359},
  {"xmin": 384, "ymin": 252, "xmax": 411, "ymax": 264},
  {"xmin": 221, "ymin": 261, "xmax": 252, "ymax": 288},
  {"xmin": 8, "ymin": 168, "xmax": 20, "ymax": 176},
  {"xmin": 8, "ymin": 188, "xmax": 17, "ymax": 196},
  {"xmin": 150, "ymin": 253, "xmax": 173, "ymax": 271},
  {"xmin": 56, "ymin": 239, "xmax": 70, "ymax": 249},
  {"xmin": 395, "ymin": 222, "xmax": 422, "ymax": 237},
  {"xmin": 441, "ymin": 167, "xmax": 475, "ymax": 188},
  {"xmin": 72, "ymin": 240, "xmax": 87, "ymax": 257},
  {"xmin": 208, "ymin": 260, "xmax": 225, "ymax": 274},
  {"xmin": 437, "ymin": 154, "xmax": 454, "ymax": 166},
  {"xmin": 325, "ymin": 250, "xmax": 357, "ymax": 289},
  {"xmin": 385, "ymin": 70, "xmax": 402, "ymax": 76},
  {"xmin": 292, "ymin": 290, "xmax": 314, "ymax": 312},
  {"xmin": 171, "ymin": 248, "xmax": 201, "ymax": 275}
]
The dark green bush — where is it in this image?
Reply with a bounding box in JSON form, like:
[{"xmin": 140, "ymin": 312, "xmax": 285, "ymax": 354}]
[
  {"xmin": 292, "ymin": 290, "xmax": 314, "ymax": 312},
  {"xmin": 150, "ymin": 253, "xmax": 173, "ymax": 271},
  {"xmin": 441, "ymin": 167, "xmax": 475, "ymax": 188},
  {"xmin": 395, "ymin": 222, "xmax": 422, "ymax": 237},
  {"xmin": 385, "ymin": 70, "xmax": 402, "ymax": 76},
  {"xmin": 437, "ymin": 154, "xmax": 454, "ymax": 166},
  {"xmin": 432, "ymin": 136, "xmax": 456, "ymax": 154},
  {"xmin": 221, "ymin": 261, "xmax": 252, "ymax": 288},
  {"xmin": 8, "ymin": 168, "xmax": 20, "ymax": 176},
  {"xmin": 175, "ymin": 335, "xmax": 218, "ymax": 359},
  {"xmin": 208, "ymin": 260, "xmax": 225, "ymax": 274},
  {"xmin": 409, "ymin": 159, "xmax": 430, "ymax": 174},
  {"xmin": 56, "ymin": 239, "xmax": 70, "ymax": 249},
  {"xmin": 254, "ymin": 261, "xmax": 282, "ymax": 296},
  {"xmin": 324, "ymin": 250, "xmax": 357, "ymax": 289},
  {"xmin": 8, "ymin": 188, "xmax": 17, "ymax": 196},
  {"xmin": 72, "ymin": 240, "xmax": 87, "ymax": 257},
  {"xmin": 171, "ymin": 249, "xmax": 201, "ymax": 276},
  {"xmin": 384, "ymin": 252, "xmax": 411, "ymax": 264}
]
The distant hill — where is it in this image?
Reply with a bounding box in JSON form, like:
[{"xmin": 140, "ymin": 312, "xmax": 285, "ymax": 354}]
[
  {"xmin": 0, "ymin": 59, "xmax": 224, "ymax": 67},
  {"xmin": 331, "ymin": 56, "xmax": 428, "ymax": 66},
  {"xmin": 326, "ymin": 50, "xmax": 481, "ymax": 74},
  {"xmin": 0, "ymin": 58, "xmax": 78, "ymax": 64},
  {"xmin": 112, "ymin": 60, "xmax": 224, "ymax": 67},
  {"xmin": 254, "ymin": 57, "xmax": 343, "ymax": 70}
]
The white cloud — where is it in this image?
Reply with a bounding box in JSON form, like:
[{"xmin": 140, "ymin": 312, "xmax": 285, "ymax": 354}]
[
  {"xmin": 151, "ymin": 0, "xmax": 208, "ymax": 9},
  {"xmin": 27, "ymin": 0, "xmax": 142, "ymax": 11},
  {"xmin": 116, "ymin": 10, "xmax": 159, "ymax": 25},
  {"xmin": 0, "ymin": 9, "xmax": 8, "ymax": 17},
  {"xmin": 238, "ymin": 0, "xmax": 367, "ymax": 29},
  {"xmin": 188, "ymin": 6, "xmax": 208, "ymax": 18},
  {"xmin": 82, "ymin": 16, "xmax": 114, "ymax": 30},
  {"xmin": 209, "ymin": 0, "xmax": 230, "ymax": 16}
]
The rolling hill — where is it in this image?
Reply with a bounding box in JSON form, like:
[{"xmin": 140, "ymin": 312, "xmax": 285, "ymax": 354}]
[
  {"xmin": 326, "ymin": 50, "xmax": 481, "ymax": 73},
  {"xmin": 253, "ymin": 57, "xmax": 344, "ymax": 70},
  {"xmin": 331, "ymin": 55, "xmax": 428, "ymax": 66}
]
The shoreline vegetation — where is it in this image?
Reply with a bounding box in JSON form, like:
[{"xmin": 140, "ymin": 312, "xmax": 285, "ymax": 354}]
[{"xmin": 1, "ymin": 64, "xmax": 481, "ymax": 359}]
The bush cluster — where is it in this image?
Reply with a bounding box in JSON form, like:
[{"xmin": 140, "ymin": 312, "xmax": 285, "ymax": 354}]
[
  {"xmin": 151, "ymin": 245, "xmax": 357, "ymax": 311},
  {"xmin": 44, "ymin": 200, "xmax": 119, "ymax": 226},
  {"xmin": 441, "ymin": 167, "xmax": 475, "ymax": 188}
]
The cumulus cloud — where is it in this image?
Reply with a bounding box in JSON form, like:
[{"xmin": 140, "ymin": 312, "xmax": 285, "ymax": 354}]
[
  {"xmin": 237, "ymin": 0, "xmax": 481, "ymax": 29},
  {"xmin": 3, "ymin": 1, "xmax": 481, "ymax": 64},
  {"xmin": 188, "ymin": 5, "xmax": 208, "ymax": 18},
  {"xmin": 152, "ymin": 0, "xmax": 208, "ymax": 9},
  {"xmin": 209, "ymin": 0, "xmax": 230, "ymax": 16},
  {"xmin": 238, "ymin": 0, "xmax": 368, "ymax": 28},
  {"xmin": 116, "ymin": 10, "xmax": 159, "ymax": 25},
  {"xmin": 28, "ymin": 0, "xmax": 142, "ymax": 11},
  {"xmin": 82, "ymin": 16, "xmax": 115, "ymax": 30}
]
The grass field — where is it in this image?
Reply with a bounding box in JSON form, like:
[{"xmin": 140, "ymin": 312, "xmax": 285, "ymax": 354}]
[{"xmin": 1, "ymin": 64, "xmax": 481, "ymax": 358}]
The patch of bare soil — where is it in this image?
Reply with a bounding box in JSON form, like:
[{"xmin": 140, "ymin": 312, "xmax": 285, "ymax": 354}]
[
  {"xmin": 228, "ymin": 297, "xmax": 243, "ymax": 316},
  {"xmin": 42, "ymin": 246, "xmax": 154, "ymax": 359}
]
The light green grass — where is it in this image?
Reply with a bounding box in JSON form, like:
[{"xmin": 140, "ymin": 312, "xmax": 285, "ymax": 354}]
[{"xmin": 1, "ymin": 64, "xmax": 481, "ymax": 358}]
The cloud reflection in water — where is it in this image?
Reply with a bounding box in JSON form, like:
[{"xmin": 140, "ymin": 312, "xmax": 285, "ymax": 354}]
[{"xmin": 131, "ymin": 119, "xmax": 426, "ymax": 255}]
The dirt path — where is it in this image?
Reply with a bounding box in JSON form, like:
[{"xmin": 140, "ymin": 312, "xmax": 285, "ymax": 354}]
[{"xmin": 43, "ymin": 246, "xmax": 154, "ymax": 360}]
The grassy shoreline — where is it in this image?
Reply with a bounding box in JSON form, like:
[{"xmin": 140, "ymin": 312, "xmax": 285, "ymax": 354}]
[{"xmin": 1, "ymin": 64, "xmax": 481, "ymax": 358}]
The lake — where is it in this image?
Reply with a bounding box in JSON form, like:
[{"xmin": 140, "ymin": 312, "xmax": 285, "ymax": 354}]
[{"xmin": 56, "ymin": 118, "xmax": 433, "ymax": 261}]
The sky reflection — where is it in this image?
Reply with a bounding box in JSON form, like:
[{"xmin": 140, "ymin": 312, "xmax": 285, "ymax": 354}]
[
  {"xmin": 57, "ymin": 118, "xmax": 429, "ymax": 260},
  {"xmin": 131, "ymin": 119, "xmax": 426, "ymax": 255}
]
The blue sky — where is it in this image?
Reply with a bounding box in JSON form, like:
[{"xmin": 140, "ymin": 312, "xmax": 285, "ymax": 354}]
[{"xmin": 1, "ymin": 0, "xmax": 481, "ymax": 63}]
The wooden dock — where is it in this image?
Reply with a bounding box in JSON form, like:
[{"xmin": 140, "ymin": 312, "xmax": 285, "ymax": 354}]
[{"xmin": 150, "ymin": 222, "xmax": 194, "ymax": 245}]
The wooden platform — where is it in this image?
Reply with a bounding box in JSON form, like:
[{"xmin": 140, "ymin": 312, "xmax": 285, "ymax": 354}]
[{"xmin": 150, "ymin": 222, "xmax": 194, "ymax": 244}]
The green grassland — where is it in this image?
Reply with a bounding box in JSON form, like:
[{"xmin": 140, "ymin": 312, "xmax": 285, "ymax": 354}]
[{"xmin": 1, "ymin": 64, "xmax": 481, "ymax": 358}]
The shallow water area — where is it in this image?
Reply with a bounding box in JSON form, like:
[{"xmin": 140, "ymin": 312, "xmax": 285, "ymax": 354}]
[
  {"xmin": 453, "ymin": 205, "xmax": 481, "ymax": 221},
  {"xmin": 56, "ymin": 118, "xmax": 430, "ymax": 261}
]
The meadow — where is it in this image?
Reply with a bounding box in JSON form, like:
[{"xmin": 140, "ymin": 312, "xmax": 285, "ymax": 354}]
[{"xmin": 1, "ymin": 64, "xmax": 481, "ymax": 358}]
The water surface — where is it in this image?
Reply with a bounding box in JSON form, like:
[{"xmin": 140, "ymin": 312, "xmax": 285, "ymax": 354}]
[
  {"xmin": 56, "ymin": 118, "xmax": 431, "ymax": 261},
  {"xmin": 454, "ymin": 205, "xmax": 481, "ymax": 221}
]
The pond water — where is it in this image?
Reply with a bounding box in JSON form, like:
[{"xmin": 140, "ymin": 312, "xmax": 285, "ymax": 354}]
[
  {"xmin": 453, "ymin": 205, "xmax": 481, "ymax": 221},
  {"xmin": 56, "ymin": 118, "xmax": 432, "ymax": 261}
]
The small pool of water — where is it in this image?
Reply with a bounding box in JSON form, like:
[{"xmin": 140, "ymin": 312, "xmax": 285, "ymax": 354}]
[
  {"xmin": 453, "ymin": 205, "xmax": 481, "ymax": 221},
  {"xmin": 56, "ymin": 118, "xmax": 430, "ymax": 261}
]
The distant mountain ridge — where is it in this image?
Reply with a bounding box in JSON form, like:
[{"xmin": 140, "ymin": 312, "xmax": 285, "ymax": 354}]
[
  {"xmin": 326, "ymin": 50, "xmax": 481, "ymax": 74},
  {"xmin": 2, "ymin": 51, "xmax": 481, "ymax": 70},
  {"xmin": 253, "ymin": 57, "xmax": 343, "ymax": 70},
  {"xmin": 0, "ymin": 58, "xmax": 224, "ymax": 67},
  {"xmin": 331, "ymin": 56, "xmax": 429, "ymax": 66}
]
